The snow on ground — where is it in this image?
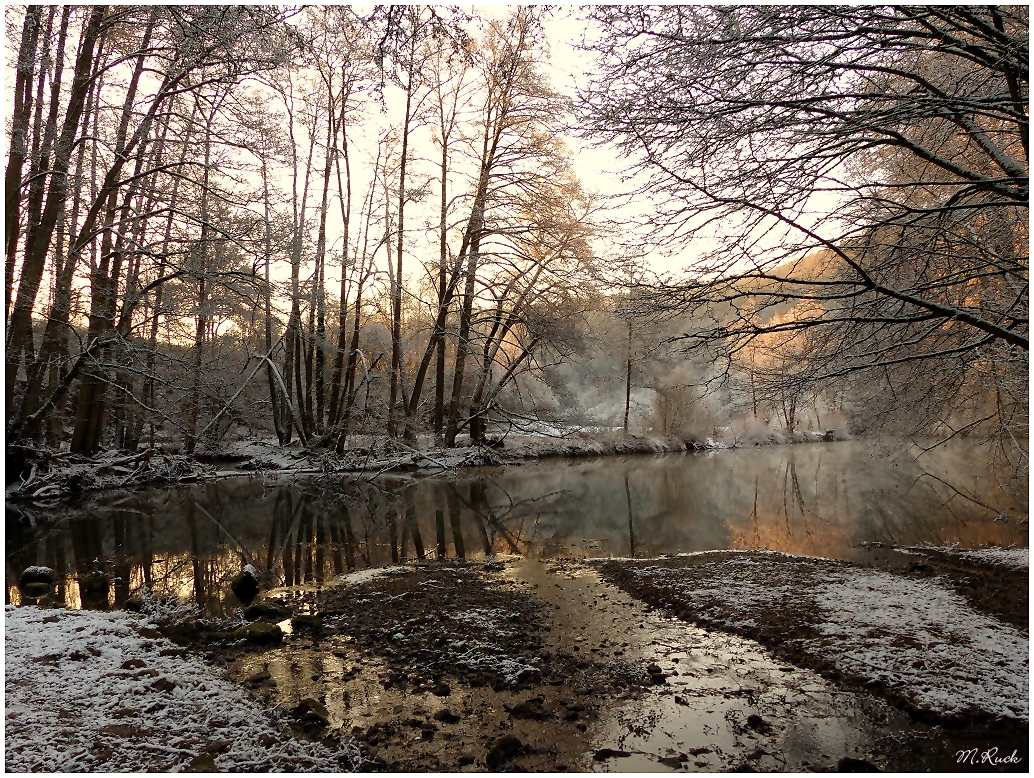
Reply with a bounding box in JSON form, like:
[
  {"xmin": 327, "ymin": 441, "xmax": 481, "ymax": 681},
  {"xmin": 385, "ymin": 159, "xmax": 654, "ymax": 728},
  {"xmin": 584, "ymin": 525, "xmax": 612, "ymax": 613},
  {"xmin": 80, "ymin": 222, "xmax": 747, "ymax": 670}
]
[
  {"xmin": 910, "ymin": 545, "xmax": 1029, "ymax": 571},
  {"xmin": 337, "ymin": 565, "xmax": 409, "ymax": 585},
  {"xmin": 612, "ymin": 553, "xmax": 1028, "ymax": 722},
  {"xmin": 811, "ymin": 569, "xmax": 1027, "ymax": 721},
  {"xmin": 5, "ymin": 605, "xmax": 359, "ymax": 772}
]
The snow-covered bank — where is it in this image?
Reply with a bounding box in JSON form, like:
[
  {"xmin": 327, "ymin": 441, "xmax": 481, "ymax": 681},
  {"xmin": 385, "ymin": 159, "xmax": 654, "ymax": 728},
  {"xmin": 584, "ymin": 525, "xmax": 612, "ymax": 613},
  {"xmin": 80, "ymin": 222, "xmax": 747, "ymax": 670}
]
[
  {"xmin": 6, "ymin": 430, "xmax": 848, "ymax": 501},
  {"xmin": 594, "ymin": 550, "xmax": 1029, "ymax": 723},
  {"xmin": 4, "ymin": 605, "xmax": 359, "ymax": 772},
  {"xmin": 906, "ymin": 544, "xmax": 1030, "ymax": 571}
]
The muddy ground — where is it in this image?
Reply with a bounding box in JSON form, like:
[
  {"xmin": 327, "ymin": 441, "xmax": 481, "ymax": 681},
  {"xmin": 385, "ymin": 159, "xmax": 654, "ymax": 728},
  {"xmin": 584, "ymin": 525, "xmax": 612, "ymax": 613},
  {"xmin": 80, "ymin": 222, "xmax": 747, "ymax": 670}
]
[{"xmin": 185, "ymin": 551, "xmax": 1027, "ymax": 772}]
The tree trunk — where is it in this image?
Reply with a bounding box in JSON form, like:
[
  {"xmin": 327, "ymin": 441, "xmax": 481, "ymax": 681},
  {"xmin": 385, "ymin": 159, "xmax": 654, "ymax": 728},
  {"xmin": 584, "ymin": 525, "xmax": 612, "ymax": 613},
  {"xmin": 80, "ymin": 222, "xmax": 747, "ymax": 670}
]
[
  {"xmin": 7, "ymin": 6, "xmax": 105, "ymax": 421},
  {"xmin": 4, "ymin": 5, "xmax": 44, "ymax": 323},
  {"xmin": 327, "ymin": 106, "xmax": 351, "ymax": 432},
  {"xmin": 388, "ymin": 59, "xmax": 416, "ymax": 438}
]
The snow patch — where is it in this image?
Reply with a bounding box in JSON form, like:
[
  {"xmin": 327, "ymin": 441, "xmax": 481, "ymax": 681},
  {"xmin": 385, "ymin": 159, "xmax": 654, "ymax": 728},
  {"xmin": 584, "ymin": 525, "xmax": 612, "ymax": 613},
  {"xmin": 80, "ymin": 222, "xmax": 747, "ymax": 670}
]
[
  {"xmin": 909, "ymin": 545, "xmax": 1029, "ymax": 571},
  {"xmin": 5, "ymin": 606, "xmax": 359, "ymax": 772},
  {"xmin": 813, "ymin": 570, "xmax": 1028, "ymax": 720},
  {"xmin": 337, "ymin": 565, "xmax": 408, "ymax": 585},
  {"xmin": 609, "ymin": 556, "xmax": 1028, "ymax": 721}
]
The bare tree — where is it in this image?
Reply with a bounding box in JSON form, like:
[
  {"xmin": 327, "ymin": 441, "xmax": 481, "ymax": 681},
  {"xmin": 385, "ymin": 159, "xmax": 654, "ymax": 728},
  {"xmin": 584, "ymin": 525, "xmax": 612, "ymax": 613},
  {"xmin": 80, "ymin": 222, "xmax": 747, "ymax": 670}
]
[{"xmin": 579, "ymin": 5, "xmax": 1027, "ymax": 459}]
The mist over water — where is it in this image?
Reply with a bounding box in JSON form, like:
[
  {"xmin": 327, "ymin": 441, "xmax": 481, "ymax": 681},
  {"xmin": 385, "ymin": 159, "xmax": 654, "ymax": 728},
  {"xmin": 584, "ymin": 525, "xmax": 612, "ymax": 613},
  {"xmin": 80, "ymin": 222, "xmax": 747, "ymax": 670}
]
[{"xmin": 6, "ymin": 442, "xmax": 1026, "ymax": 615}]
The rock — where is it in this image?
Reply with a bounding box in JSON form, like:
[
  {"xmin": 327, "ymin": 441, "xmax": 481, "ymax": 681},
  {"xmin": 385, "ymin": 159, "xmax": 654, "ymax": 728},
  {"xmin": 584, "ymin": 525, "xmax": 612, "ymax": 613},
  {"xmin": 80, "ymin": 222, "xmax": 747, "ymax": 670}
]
[
  {"xmin": 650, "ymin": 672, "xmax": 668, "ymax": 685},
  {"xmin": 162, "ymin": 619, "xmax": 202, "ymax": 646},
  {"xmin": 150, "ymin": 677, "xmax": 177, "ymax": 693},
  {"xmin": 230, "ymin": 569, "xmax": 260, "ymax": 605},
  {"xmin": 231, "ymin": 622, "xmax": 284, "ymax": 645},
  {"xmin": 259, "ymin": 733, "xmax": 279, "ymax": 747},
  {"xmin": 186, "ymin": 753, "xmax": 216, "ymax": 772},
  {"xmin": 486, "ymin": 735, "xmax": 523, "ymax": 770},
  {"xmin": 745, "ymin": 714, "xmax": 772, "ymax": 734},
  {"xmin": 291, "ymin": 614, "xmax": 322, "ymax": 632},
  {"xmin": 516, "ymin": 667, "xmax": 542, "ymax": 684},
  {"xmin": 432, "ymin": 682, "xmax": 451, "ymax": 697},
  {"xmin": 293, "ymin": 697, "xmax": 330, "ymax": 727},
  {"xmin": 80, "ymin": 569, "xmax": 109, "ymax": 594},
  {"xmin": 457, "ymin": 753, "xmax": 476, "ymax": 766},
  {"xmin": 658, "ymin": 756, "xmax": 683, "ymax": 768},
  {"xmin": 19, "ymin": 566, "xmax": 57, "ymax": 590},
  {"xmin": 22, "ymin": 582, "xmax": 53, "ymax": 599},
  {"xmin": 509, "ymin": 697, "xmax": 546, "ymax": 720},
  {"xmin": 432, "ymin": 708, "xmax": 461, "ymax": 724},
  {"xmin": 120, "ymin": 658, "xmax": 147, "ymax": 670},
  {"xmin": 837, "ymin": 757, "xmax": 880, "ymax": 772},
  {"xmin": 245, "ymin": 670, "xmax": 272, "ymax": 685},
  {"xmin": 243, "ymin": 601, "xmax": 292, "ymax": 621},
  {"xmin": 646, "ymin": 663, "xmax": 663, "ymax": 675},
  {"xmin": 100, "ymin": 724, "xmax": 140, "ymax": 738},
  {"xmin": 594, "ymin": 748, "xmax": 632, "ymax": 760}
]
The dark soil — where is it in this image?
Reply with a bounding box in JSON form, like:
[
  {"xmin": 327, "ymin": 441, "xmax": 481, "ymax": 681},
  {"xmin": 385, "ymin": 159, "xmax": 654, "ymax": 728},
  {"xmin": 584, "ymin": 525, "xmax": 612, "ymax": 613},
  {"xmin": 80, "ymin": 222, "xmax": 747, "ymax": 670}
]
[
  {"xmin": 198, "ymin": 560, "xmax": 650, "ymax": 771},
  {"xmin": 313, "ymin": 561, "xmax": 594, "ymax": 692}
]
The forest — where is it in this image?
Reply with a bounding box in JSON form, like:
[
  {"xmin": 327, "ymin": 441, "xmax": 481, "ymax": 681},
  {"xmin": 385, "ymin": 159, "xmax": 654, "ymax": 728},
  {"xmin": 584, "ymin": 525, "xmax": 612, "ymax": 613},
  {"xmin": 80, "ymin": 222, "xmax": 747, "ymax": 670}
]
[
  {"xmin": 4, "ymin": 6, "xmax": 1027, "ymax": 495},
  {"xmin": 4, "ymin": 7, "xmax": 1029, "ymax": 774}
]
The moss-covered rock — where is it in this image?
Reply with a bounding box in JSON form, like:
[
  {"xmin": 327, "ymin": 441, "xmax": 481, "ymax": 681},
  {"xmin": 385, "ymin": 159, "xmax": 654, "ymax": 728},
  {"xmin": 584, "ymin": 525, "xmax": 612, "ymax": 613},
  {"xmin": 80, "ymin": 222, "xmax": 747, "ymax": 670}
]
[
  {"xmin": 231, "ymin": 622, "xmax": 284, "ymax": 645},
  {"xmin": 243, "ymin": 601, "xmax": 291, "ymax": 621},
  {"xmin": 22, "ymin": 582, "xmax": 53, "ymax": 599},
  {"xmin": 161, "ymin": 619, "xmax": 202, "ymax": 646},
  {"xmin": 19, "ymin": 567, "xmax": 58, "ymax": 599},
  {"xmin": 19, "ymin": 566, "xmax": 56, "ymax": 588},
  {"xmin": 290, "ymin": 613, "xmax": 322, "ymax": 632}
]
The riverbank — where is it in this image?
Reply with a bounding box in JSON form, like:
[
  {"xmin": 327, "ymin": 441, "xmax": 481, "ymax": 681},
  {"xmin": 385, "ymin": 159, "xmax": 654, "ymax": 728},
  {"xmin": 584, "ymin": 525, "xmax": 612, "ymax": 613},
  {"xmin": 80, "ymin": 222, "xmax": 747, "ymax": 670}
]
[
  {"xmin": 8, "ymin": 547, "xmax": 1025, "ymax": 772},
  {"xmin": 592, "ymin": 549, "xmax": 1028, "ymax": 725},
  {"xmin": 5, "ymin": 428, "xmax": 847, "ymax": 502},
  {"xmin": 4, "ymin": 605, "xmax": 362, "ymax": 772}
]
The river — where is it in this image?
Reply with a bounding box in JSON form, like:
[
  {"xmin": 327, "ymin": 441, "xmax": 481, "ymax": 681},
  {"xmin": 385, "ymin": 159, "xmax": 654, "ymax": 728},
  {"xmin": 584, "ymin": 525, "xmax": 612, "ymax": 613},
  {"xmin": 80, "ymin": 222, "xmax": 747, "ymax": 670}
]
[{"xmin": 5, "ymin": 441, "xmax": 1027, "ymax": 613}]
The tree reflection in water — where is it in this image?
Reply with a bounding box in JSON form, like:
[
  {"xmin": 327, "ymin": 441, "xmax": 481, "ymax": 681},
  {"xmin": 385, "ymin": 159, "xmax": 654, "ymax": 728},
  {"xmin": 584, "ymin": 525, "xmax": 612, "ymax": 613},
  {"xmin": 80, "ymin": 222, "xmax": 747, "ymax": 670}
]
[{"xmin": 5, "ymin": 443, "xmax": 1026, "ymax": 613}]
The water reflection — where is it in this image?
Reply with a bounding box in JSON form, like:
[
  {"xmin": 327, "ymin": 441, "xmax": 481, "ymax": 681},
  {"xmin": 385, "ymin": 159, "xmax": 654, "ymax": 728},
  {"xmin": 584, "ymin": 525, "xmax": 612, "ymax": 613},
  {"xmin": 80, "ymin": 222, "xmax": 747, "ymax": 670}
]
[{"xmin": 5, "ymin": 442, "xmax": 1026, "ymax": 613}]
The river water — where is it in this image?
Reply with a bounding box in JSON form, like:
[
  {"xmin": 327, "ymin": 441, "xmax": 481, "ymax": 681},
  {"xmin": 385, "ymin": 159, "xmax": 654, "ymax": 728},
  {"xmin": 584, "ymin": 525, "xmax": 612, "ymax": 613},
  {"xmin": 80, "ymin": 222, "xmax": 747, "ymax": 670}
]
[{"xmin": 6, "ymin": 441, "xmax": 1027, "ymax": 613}]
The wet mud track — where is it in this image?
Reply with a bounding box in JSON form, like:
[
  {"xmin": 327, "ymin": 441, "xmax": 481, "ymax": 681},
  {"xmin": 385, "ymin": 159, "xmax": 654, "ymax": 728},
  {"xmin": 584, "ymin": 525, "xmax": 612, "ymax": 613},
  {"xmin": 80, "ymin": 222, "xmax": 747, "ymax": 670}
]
[{"xmin": 205, "ymin": 558, "xmax": 1025, "ymax": 771}]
